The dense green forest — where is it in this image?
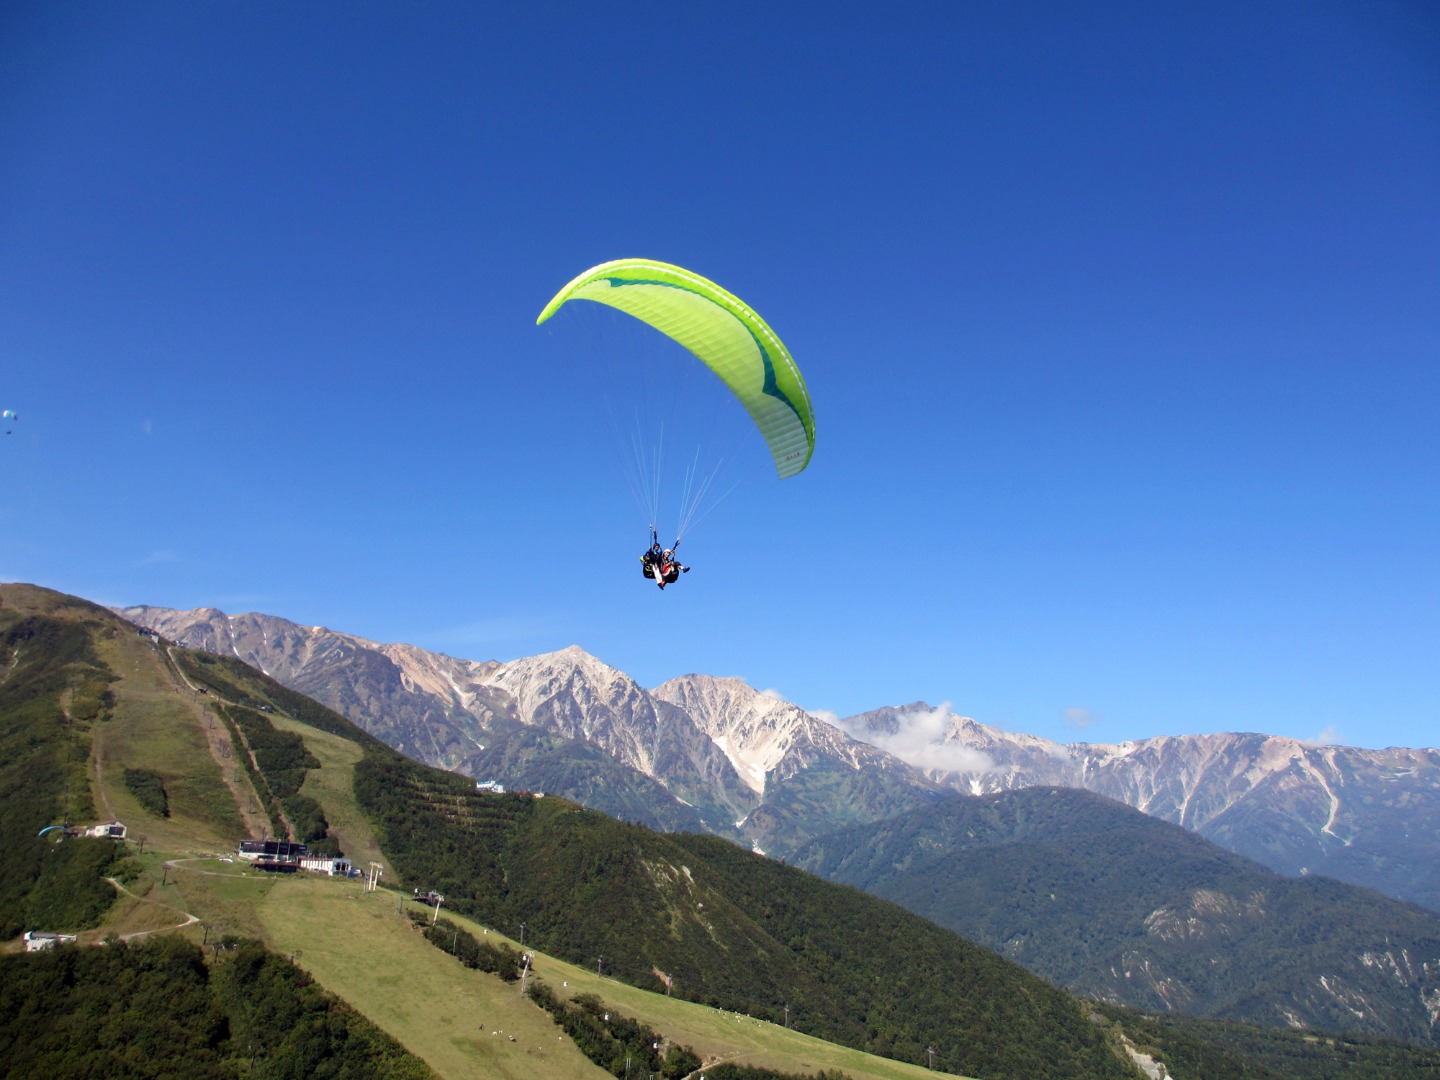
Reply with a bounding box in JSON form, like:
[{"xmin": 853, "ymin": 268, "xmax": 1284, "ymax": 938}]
[
  {"xmin": 123, "ymin": 768, "xmax": 169, "ymax": 818},
  {"xmin": 406, "ymin": 909, "xmax": 525, "ymax": 981},
  {"xmin": 1095, "ymin": 1005, "xmax": 1440, "ymax": 1080},
  {"xmin": 794, "ymin": 786, "xmax": 1440, "ymax": 1044},
  {"xmin": 0, "ymin": 936, "xmax": 433, "ymax": 1078}
]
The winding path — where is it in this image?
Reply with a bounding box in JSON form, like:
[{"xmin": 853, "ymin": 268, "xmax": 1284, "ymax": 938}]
[{"xmin": 106, "ymin": 872, "xmax": 200, "ymax": 942}]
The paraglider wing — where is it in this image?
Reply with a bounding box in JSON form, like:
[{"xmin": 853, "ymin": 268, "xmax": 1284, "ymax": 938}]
[
  {"xmin": 1, "ymin": 411, "xmax": 16, "ymax": 421},
  {"xmin": 536, "ymin": 259, "xmax": 814, "ymax": 479}
]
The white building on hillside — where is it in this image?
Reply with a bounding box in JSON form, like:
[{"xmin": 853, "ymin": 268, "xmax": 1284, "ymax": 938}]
[
  {"xmin": 299, "ymin": 855, "xmax": 352, "ymax": 877},
  {"xmin": 24, "ymin": 931, "xmax": 78, "ymax": 952}
]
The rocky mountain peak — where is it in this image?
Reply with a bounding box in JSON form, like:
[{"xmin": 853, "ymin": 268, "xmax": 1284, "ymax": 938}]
[
  {"xmin": 652, "ymin": 674, "xmax": 830, "ymax": 794},
  {"xmin": 481, "ymin": 645, "xmax": 666, "ymax": 776}
]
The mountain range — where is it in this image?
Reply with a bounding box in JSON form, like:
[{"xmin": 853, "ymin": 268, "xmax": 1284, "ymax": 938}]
[
  {"xmin": 846, "ymin": 705, "xmax": 1440, "ymax": 914},
  {"xmin": 121, "ymin": 604, "xmax": 1440, "ymax": 915}
]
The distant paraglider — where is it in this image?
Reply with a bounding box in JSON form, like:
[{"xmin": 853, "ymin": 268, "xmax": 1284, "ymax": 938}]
[
  {"xmin": 2, "ymin": 409, "xmax": 15, "ymax": 434},
  {"xmin": 537, "ymin": 259, "xmax": 814, "ymax": 590}
]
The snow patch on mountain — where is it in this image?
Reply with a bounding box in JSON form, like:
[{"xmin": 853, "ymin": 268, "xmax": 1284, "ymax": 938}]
[{"xmin": 652, "ymin": 676, "xmax": 815, "ymax": 794}]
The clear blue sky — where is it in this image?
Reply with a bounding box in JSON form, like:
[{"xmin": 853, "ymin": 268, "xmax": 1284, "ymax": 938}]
[{"xmin": 3, "ymin": 2, "xmax": 1437, "ymax": 750}]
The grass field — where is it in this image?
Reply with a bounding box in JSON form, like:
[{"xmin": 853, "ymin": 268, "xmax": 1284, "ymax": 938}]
[
  {"xmin": 167, "ymin": 856, "xmax": 279, "ymax": 941},
  {"xmin": 258, "ymin": 877, "xmax": 608, "ymax": 1080},
  {"xmin": 255, "ymin": 877, "xmax": 972, "ymax": 1080},
  {"xmin": 88, "ymin": 632, "xmax": 253, "ymax": 848},
  {"xmin": 54, "ymin": 860, "xmax": 188, "ymax": 946}
]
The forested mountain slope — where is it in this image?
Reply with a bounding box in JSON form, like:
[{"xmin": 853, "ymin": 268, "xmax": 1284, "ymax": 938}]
[{"xmin": 793, "ymin": 787, "xmax": 1440, "ymax": 1044}]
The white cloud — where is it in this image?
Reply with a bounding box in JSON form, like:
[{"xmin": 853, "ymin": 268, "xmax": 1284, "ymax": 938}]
[
  {"xmin": 1064, "ymin": 706, "xmax": 1099, "ymax": 730},
  {"xmin": 758, "ymin": 687, "xmax": 786, "ymax": 701},
  {"xmin": 840, "ymin": 702, "xmax": 995, "ymax": 775},
  {"xmin": 141, "ymin": 418, "xmax": 153, "ymax": 436},
  {"xmin": 1309, "ymin": 724, "xmax": 1343, "ymax": 746},
  {"xmin": 136, "ymin": 550, "xmax": 178, "ymax": 566}
]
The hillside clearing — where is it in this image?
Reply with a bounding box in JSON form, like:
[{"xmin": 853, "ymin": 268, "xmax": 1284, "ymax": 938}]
[
  {"xmin": 89, "ymin": 632, "xmax": 258, "ymax": 845},
  {"xmin": 257, "ymin": 877, "xmax": 971, "ymax": 1080},
  {"xmin": 257, "ymin": 878, "xmax": 606, "ymax": 1080}
]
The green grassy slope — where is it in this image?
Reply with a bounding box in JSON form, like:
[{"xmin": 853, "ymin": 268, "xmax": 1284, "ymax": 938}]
[
  {"xmin": 269, "ymin": 711, "xmax": 390, "ymax": 874},
  {"xmin": 258, "ymin": 877, "xmax": 608, "ymax": 1080},
  {"xmin": 92, "ymin": 633, "xmax": 250, "ymax": 848},
  {"xmin": 260, "ymin": 877, "xmax": 959, "ymax": 1080}
]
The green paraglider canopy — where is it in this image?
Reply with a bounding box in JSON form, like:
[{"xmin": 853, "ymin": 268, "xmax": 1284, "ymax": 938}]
[{"xmin": 537, "ymin": 259, "xmax": 814, "ymax": 479}]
